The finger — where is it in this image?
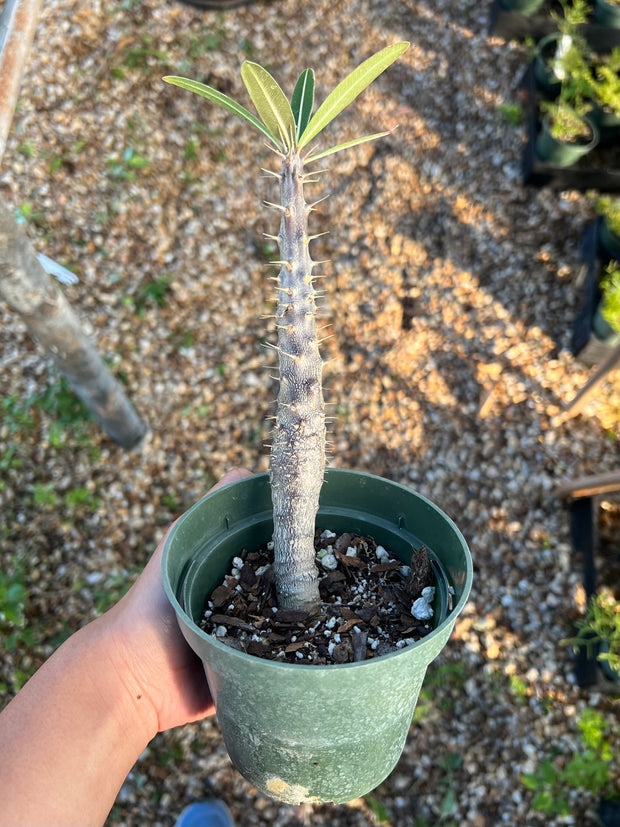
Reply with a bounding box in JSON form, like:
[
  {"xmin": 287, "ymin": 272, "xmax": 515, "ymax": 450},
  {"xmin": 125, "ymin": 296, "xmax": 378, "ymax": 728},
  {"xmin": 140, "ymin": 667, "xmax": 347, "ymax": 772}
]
[{"xmin": 208, "ymin": 467, "xmax": 253, "ymax": 494}]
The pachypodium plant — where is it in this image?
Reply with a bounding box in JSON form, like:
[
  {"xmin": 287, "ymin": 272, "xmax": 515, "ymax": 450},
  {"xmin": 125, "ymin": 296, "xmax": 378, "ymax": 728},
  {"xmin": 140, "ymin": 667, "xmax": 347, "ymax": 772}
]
[{"xmin": 164, "ymin": 42, "xmax": 409, "ymax": 614}]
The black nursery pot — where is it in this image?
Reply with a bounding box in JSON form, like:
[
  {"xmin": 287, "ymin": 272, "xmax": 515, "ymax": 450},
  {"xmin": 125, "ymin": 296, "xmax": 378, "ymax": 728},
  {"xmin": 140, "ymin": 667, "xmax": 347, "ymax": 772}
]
[
  {"xmin": 599, "ymin": 797, "xmax": 620, "ymax": 827},
  {"xmin": 162, "ymin": 469, "xmax": 473, "ymax": 805}
]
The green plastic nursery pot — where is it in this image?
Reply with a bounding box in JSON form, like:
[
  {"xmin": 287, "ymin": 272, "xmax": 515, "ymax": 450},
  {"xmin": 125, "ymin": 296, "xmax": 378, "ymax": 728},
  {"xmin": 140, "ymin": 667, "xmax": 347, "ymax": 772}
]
[
  {"xmin": 599, "ymin": 220, "xmax": 620, "ymax": 260},
  {"xmin": 595, "ymin": 0, "xmax": 620, "ymax": 28},
  {"xmin": 162, "ymin": 469, "xmax": 473, "ymax": 805},
  {"xmin": 535, "ymin": 115, "xmax": 599, "ymax": 168},
  {"xmin": 593, "ymin": 305, "xmax": 620, "ymax": 345},
  {"xmin": 533, "ymin": 33, "xmax": 563, "ymax": 95}
]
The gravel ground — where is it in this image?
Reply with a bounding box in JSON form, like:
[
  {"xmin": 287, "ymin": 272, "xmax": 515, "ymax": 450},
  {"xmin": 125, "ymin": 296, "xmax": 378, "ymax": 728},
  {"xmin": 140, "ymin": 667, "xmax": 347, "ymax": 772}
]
[{"xmin": 1, "ymin": 0, "xmax": 620, "ymax": 825}]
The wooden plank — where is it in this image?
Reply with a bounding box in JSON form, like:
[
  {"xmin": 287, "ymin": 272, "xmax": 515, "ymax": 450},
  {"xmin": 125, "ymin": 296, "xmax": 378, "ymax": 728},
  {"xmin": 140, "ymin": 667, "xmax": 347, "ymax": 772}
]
[
  {"xmin": 558, "ymin": 342, "xmax": 620, "ymax": 424},
  {"xmin": 557, "ymin": 470, "xmax": 620, "ymax": 499}
]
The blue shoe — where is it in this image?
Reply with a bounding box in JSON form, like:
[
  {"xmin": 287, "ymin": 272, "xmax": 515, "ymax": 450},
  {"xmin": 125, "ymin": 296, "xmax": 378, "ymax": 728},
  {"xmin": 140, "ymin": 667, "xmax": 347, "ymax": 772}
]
[{"xmin": 175, "ymin": 800, "xmax": 235, "ymax": 827}]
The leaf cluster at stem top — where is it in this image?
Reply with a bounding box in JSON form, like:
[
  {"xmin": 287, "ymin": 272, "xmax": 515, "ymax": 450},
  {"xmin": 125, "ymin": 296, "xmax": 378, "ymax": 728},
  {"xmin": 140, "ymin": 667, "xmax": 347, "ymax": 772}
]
[{"xmin": 163, "ymin": 41, "xmax": 409, "ymax": 163}]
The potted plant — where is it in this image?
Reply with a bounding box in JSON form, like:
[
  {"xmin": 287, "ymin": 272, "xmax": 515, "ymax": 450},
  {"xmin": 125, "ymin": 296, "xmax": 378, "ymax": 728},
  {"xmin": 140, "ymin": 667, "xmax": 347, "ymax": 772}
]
[
  {"xmin": 534, "ymin": 0, "xmax": 590, "ymax": 94},
  {"xmin": 597, "ymin": 196, "xmax": 620, "ymax": 259},
  {"xmin": 160, "ymin": 44, "xmax": 473, "ymax": 805},
  {"xmin": 563, "ymin": 589, "xmax": 620, "ymax": 681},
  {"xmin": 588, "ymin": 48, "xmax": 620, "ymax": 136},
  {"xmin": 592, "ymin": 260, "xmax": 620, "ymax": 344},
  {"xmin": 534, "ymin": 2, "xmax": 600, "ymax": 165},
  {"xmin": 536, "ymin": 98, "xmax": 599, "ymax": 165}
]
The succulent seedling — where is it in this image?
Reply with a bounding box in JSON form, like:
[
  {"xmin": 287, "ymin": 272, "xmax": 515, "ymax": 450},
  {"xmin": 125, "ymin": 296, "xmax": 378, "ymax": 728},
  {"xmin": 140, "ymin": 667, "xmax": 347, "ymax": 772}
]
[{"xmin": 164, "ymin": 42, "xmax": 409, "ymax": 614}]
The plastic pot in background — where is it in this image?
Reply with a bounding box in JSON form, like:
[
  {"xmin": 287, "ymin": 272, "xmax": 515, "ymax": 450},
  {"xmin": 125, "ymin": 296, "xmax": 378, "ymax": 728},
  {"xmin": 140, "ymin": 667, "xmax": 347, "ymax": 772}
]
[
  {"xmin": 598, "ymin": 797, "xmax": 620, "ymax": 827},
  {"xmin": 500, "ymin": 0, "xmax": 544, "ymax": 13},
  {"xmin": 534, "ymin": 33, "xmax": 564, "ymax": 95},
  {"xmin": 535, "ymin": 114, "xmax": 599, "ymax": 167},
  {"xmin": 162, "ymin": 469, "xmax": 473, "ymax": 805},
  {"xmin": 595, "ymin": 0, "xmax": 620, "ymax": 28},
  {"xmin": 589, "ymin": 104, "xmax": 620, "ymax": 139},
  {"xmin": 599, "ymin": 220, "xmax": 620, "ymax": 260},
  {"xmin": 592, "ymin": 298, "xmax": 620, "ymax": 345}
]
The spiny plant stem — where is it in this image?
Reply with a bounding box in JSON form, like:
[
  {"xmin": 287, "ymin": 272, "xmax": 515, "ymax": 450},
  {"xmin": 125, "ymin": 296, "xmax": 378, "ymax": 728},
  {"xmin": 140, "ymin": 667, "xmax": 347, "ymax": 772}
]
[
  {"xmin": 270, "ymin": 149, "xmax": 325, "ymax": 613},
  {"xmin": 163, "ymin": 42, "xmax": 409, "ymax": 614}
]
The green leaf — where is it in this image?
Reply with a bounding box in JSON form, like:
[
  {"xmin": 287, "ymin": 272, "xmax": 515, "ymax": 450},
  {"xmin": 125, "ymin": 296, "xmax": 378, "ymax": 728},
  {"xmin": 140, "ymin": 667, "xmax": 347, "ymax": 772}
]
[
  {"xmin": 240, "ymin": 62, "xmax": 296, "ymax": 149},
  {"xmin": 532, "ymin": 790, "xmax": 555, "ymax": 814},
  {"xmin": 440, "ymin": 789, "xmax": 457, "ymax": 817},
  {"xmin": 291, "ymin": 69, "xmax": 315, "ymax": 141},
  {"xmin": 162, "ymin": 76, "xmax": 279, "ymax": 145},
  {"xmin": 305, "ymin": 129, "xmax": 394, "ymax": 163},
  {"xmin": 522, "ymin": 774, "xmax": 540, "ymax": 791},
  {"xmin": 298, "ymin": 41, "xmax": 409, "ymax": 149},
  {"xmin": 539, "ymin": 759, "xmax": 558, "ymax": 786},
  {"xmin": 364, "ymin": 794, "xmax": 390, "ymax": 824}
]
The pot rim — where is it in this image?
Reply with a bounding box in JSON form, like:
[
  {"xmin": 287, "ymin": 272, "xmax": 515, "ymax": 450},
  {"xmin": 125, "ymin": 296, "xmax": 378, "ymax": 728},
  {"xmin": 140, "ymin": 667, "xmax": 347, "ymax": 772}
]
[{"xmin": 162, "ymin": 468, "xmax": 473, "ymax": 672}]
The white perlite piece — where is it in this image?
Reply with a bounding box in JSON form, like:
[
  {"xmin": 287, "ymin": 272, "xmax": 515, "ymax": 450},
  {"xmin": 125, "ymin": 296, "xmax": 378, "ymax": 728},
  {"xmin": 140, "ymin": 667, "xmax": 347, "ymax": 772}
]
[
  {"xmin": 411, "ymin": 586, "xmax": 436, "ymax": 621},
  {"xmin": 319, "ymin": 552, "xmax": 338, "ymax": 570},
  {"xmin": 376, "ymin": 545, "xmax": 389, "ymax": 562}
]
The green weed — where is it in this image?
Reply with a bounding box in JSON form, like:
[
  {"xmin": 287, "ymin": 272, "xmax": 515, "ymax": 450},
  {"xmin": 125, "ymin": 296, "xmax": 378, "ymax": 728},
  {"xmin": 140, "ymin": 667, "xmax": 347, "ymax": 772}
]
[
  {"xmin": 522, "ymin": 709, "xmax": 618, "ymax": 816},
  {"xmin": 2, "ymin": 394, "xmax": 36, "ymax": 432},
  {"xmin": 509, "ymin": 675, "xmax": 529, "ymax": 705},
  {"xmin": 33, "ymin": 482, "xmax": 58, "ymax": 507},
  {"xmin": 17, "ymin": 141, "xmax": 35, "ymax": 158},
  {"xmin": 187, "ymin": 29, "xmax": 224, "ymax": 58},
  {"xmin": 413, "ymin": 661, "xmax": 468, "ymax": 722},
  {"xmin": 110, "ymin": 33, "xmax": 169, "ymax": 78},
  {"xmin": 36, "ymin": 377, "xmax": 91, "ymax": 426},
  {"xmin": 437, "ymin": 752, "xmax": 463, "ymax": 822},
  {"xmin": 183, "ymin": 137, "xmax": 199, "ymax": 162},
  {"xmin": 498, "ymin": 102, "xmax": 523, "ymax": 127},
  {"xmin": 13, "ymin": 202, "xmax": 46, "ymax": 228},
  {"xmin": 63, "ymin": 487, "xmax": 101, "ymax": 510},
  {"xmin": 107, "ymin": 146, "xmax": 150, "ymax": 180},
  {"xmin": 364, "ymin": 793, "xmax": 391, "ymax": 824},
  {"xmin": 0, "ymin": 563, "xmax": 36, "ymax": 682},
  {"xmin": 131, "ymin": 274, "xmax": 172, "ymax": 314},
  {"xmin": 157, "ymin": 741, "xmax": 184, "ymax": 766},
  {"xmin": 0, "ymin": 446, "xmax": 23, "ymax": 472},
  {"xmin": 91, "ymin": 571, "xmax": 134, "ymax": 615},
  {"xmin": 3, "ymin": 378, "xmax": 91, "ymax": 431},
  {"xmin": 161, "ymin": 492, "xmax": 183, "ymax": 512}
]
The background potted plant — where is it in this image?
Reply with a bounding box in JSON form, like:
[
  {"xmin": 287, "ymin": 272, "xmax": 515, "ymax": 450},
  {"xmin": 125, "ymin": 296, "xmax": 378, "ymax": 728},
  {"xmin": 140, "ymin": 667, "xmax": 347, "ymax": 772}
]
[
  {"xmin": 534, "ymin": 2, "xmax": 600, "ymax": 165},
  {"xmin": 563, "ymin": 589, "xmax": 620, "ymax": 681},
  {"xmin": 592, "ymin": 260, "xmax": 620, "ymax": 345},
  {"xmin": 160, "ymin": 44, "xmax": 473, "ymax": 805},
  {"xmin": 533, "ymin": 0, "xmax": 590, "ymax": 94},
  {"xmin": 536, "ymin": 97, "xmax": 599, "ymax": 165},
  {"xmin": 588, "ymin": 48, "xmax": 620, "ymax": 137}
]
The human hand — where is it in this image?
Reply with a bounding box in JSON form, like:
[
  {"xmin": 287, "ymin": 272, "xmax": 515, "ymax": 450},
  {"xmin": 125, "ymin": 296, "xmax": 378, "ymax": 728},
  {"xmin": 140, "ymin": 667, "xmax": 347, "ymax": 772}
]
[{"xmin": 104, "ymin": 468, "xmax": 253, "ymax": 738}]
